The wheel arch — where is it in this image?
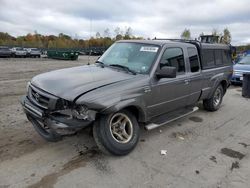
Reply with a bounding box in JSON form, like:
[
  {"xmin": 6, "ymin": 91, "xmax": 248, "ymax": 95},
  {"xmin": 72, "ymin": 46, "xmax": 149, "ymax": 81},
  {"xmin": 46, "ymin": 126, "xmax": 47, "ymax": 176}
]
[
  {"xmin": 208, "ymin": 79, "xmax": 228, "ymax": 98},
  {"xmin": 100, "ymin": 99, "xmax": 147, "ymax": 123},
  {"xmin": 220, "ymin": 79, "xmax": 228, "ymax": 95}
]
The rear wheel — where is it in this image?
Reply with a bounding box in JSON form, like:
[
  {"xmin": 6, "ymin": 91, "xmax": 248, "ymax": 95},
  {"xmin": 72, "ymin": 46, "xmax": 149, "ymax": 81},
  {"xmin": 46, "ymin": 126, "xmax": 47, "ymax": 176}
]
[
  {"xmin": 203, "ymin": 85, "xmax": 224, "ymax": 111},
  {"xmin": 93, "ymin": 109, "xmax": 140, "ymax": 156}
]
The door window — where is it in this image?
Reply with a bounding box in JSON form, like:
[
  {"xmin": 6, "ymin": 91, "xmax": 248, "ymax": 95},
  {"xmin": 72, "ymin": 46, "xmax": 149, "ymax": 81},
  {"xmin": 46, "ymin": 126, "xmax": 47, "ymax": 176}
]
[
  {"xmin": 187, "ymin": 47, "xmax": 200, "ymax": 72},
  {"xmin": 160, "ymin": 48, "xmax": 185, "ymax": 75}
]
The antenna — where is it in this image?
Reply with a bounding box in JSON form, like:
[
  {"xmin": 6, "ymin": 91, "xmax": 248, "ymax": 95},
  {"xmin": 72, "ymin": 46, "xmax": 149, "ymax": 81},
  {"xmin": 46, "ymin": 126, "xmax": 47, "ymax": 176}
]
[{"xmin": 87, "ymin": 18, "xmax": 92, "ymax": 65}]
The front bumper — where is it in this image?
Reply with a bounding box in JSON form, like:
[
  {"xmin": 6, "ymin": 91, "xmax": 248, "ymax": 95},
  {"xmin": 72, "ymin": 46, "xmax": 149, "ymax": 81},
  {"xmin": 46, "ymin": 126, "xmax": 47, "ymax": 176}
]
[
  {"xmin": 20, "ymin": 96, "xmax": 93, "ymax": 139},
  {"xmin": 231, "ymin": 75, "xmax": 242, "ymax": 84}
]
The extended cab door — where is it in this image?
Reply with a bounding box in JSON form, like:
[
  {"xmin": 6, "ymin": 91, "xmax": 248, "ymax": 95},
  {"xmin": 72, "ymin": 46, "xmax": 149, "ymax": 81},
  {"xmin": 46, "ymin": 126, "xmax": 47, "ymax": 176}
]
[
  {"xmin": 185, "ymin": 47, "xmax": 203, "ymax": 105},
  {"xmin": 146, "ymin": 47, "xmax": 191, "ymax": 118}
]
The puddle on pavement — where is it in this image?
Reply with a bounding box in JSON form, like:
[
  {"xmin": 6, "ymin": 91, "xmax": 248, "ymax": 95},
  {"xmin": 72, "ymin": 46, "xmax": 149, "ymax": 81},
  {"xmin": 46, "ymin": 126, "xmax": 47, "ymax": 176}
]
[
  {"xmin": 210, "ymin": 156, "xmax": 217, "ymax": 163},
  {"xmin": 0, "ymin": 138, "xmax": 44, "ymax": 162},
  {"xmin": 231, "ymin": 161, "xmax": 240, "ymax": 171},
  {"xmin": 220, "ymin": 148, "xmax": 245, "ymax": 160},
  {"xmin": 239, "ymin": 142, "xmax": 250, "ymax": 148},
  {"xmin": 189, "ymin": 116, "xmax": 203, "ymax": 122},
  {"xmin": 171, "ymin": 130, "xmax": 192, "ymax": 140},
  {"xmin": 28, "ymin": 147, "xmax": 101, "ymax": 188}
]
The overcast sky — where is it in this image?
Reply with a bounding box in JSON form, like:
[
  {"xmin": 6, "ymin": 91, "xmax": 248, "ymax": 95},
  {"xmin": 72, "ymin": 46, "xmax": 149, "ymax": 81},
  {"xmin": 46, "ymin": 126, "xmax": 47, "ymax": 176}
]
[{"xmin": 0, "ymin": 0, "xmax": 249, "ymax": 45}]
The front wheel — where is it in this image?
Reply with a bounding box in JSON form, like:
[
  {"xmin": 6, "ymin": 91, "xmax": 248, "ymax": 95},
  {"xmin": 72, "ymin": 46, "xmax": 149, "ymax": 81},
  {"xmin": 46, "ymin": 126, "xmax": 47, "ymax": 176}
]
[
  {"xmin": 203, "ymin": 85, "xmax": 224, "ymax": 111},
  {"xmin": 93, "ymin": 110, "xmax": 140, "ymax": 156}
]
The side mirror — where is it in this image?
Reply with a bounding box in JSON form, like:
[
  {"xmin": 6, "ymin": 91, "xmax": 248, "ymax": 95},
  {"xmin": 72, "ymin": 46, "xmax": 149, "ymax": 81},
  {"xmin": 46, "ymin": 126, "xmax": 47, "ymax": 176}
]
[{"xmin": 156, "ymin": 66, "xmax": 176, "ymax": 79}]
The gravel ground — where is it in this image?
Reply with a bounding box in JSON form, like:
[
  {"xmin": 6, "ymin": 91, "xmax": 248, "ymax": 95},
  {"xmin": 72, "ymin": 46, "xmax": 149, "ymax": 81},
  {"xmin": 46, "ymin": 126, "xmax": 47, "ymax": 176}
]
[{"xmin": 0, "ymin": 56, "xmax": 250, "ymax": 188}]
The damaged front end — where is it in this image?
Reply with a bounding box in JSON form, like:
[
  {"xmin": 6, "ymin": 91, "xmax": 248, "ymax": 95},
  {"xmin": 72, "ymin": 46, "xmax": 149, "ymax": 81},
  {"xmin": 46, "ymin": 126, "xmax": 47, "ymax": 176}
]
[{"xmin": 20, "ymin": 83, "xmax": 97, "ymax": 141}]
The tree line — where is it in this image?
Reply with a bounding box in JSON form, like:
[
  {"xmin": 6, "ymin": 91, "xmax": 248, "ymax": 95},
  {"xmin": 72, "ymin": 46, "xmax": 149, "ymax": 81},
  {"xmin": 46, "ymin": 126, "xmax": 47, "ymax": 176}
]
[
  {"xmin": 0, "ymin": 27, "xmax": 249, "ymax": 52},
  {"xmin": 0, "ymin": 27, "xmax": 142, "ymax": 49}
]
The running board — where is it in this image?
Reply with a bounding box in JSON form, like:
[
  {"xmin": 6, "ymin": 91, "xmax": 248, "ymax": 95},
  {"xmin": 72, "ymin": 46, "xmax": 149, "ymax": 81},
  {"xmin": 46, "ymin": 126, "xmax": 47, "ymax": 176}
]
[{"xmin": 145, "ymin": 107, "xmax": 199, "ymax": 130}]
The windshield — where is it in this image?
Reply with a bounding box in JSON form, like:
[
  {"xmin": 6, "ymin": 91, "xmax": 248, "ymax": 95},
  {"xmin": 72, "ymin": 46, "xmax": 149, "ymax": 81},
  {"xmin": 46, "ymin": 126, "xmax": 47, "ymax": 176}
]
[
  {"xmin": 98, "ymin": 42, "xmax": 160, "ymax": 74},
  {"xmin": 238, "ymin": 56, "xmax": 250, "ymax": 65}
]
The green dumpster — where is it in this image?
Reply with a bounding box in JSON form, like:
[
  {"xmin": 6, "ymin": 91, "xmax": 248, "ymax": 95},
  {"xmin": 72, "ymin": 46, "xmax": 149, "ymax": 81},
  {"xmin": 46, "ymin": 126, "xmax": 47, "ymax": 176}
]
[{"xmin": 47, "ymin": 50, "xmax": 79, "ymax": 60}]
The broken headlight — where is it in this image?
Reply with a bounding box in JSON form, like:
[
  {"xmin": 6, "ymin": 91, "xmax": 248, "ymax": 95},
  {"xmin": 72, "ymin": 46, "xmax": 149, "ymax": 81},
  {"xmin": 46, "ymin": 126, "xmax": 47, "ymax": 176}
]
[{"xmin": 72, "ymin": 105, "xmax": 96, "ymax": 121}]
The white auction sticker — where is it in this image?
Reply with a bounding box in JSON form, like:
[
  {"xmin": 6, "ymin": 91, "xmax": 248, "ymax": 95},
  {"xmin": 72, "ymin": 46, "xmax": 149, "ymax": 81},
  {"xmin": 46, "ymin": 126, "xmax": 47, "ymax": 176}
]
[{"xmin": 140, "ymin": 46, "xmax": 158, "ymax": 52}]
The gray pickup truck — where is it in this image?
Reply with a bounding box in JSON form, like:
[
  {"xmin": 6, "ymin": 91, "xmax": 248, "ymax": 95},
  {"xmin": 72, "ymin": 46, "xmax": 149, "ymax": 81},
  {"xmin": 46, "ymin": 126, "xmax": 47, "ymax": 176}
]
[{"xmin": 21, "ymin": 39, "xmax": 233, "ymax": 155}]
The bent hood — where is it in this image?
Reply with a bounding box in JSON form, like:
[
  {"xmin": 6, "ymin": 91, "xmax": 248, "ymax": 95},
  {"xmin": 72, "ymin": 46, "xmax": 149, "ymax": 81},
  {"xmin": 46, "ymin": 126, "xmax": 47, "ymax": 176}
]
[{"xmin": 31, "ymin": 64, "xmax": 135, "ymax": 101}]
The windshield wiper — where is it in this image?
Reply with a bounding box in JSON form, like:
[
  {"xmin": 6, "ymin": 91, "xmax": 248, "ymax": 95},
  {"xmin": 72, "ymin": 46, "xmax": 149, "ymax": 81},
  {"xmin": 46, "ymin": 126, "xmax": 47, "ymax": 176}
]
[
  {"xmin": 95, "ymin": 60, "xmax": 105, "ymax": 67},
  {"xmin": 109, "ymin": 64, "xmax": 137, "ymax": 75}
]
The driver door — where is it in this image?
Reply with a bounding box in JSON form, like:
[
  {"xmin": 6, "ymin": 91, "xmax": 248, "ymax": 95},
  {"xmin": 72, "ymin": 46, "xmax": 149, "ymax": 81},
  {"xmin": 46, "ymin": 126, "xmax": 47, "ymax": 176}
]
[{"xmin": 147, "ymin": 47, "xmax": 191, "ymax": 118}]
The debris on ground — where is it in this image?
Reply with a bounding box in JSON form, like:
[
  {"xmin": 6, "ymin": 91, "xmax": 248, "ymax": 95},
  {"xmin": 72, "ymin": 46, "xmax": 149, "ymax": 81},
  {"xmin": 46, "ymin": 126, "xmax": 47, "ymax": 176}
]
[
  {"xmin": 160, "ymin": 150, "xmax": 167, "ymax": 155},
  {"xmin": 172, "ymin": 131, "xmax": 191, "ymax": 140},
  {"xmin": 178, "ymin": 136, "xmax": 185, "ymax": 140}
]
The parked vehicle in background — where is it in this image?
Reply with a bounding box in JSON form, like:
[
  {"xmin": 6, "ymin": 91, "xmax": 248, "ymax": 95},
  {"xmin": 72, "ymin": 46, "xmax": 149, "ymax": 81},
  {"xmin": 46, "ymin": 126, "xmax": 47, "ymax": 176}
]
[
  {"xmin": 231, "ymin": 55, "xmax": 250, "ymax": 84},
  {"xmin": 26, "ymin": 48, "xmax": 41, "ymax": 58},
  {"xmin": 11, "ymin": 47, "xmax": 27, "ymax": 57},
  {"xmin": 0, "ymin": 46, "xmax": 12, "ymax": 57},
  {"xmin": 47, "ymin": 50, "xmax": 79, "ymax": 60},
  {"xmin": 233, "ymin": 55, "xmax": 243, "ymax": 64},
  {"xmin": 21, "ymin": 39, "xmax": 233, "ymax": 156}
]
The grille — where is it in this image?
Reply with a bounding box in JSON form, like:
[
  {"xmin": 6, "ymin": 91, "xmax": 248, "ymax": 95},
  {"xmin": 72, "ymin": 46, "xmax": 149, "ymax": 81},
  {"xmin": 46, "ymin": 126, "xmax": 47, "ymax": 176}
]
[{"xmin": 28, "ymin": 85, "xmax": 57, "ymax": 109}]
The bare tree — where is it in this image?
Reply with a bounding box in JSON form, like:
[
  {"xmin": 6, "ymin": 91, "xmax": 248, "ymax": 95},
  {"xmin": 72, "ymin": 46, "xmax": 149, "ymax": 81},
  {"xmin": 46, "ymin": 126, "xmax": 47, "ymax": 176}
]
[
  {"xmin": 103, "ymin": 28, "xmax": 110, "ymax": 38},
  {"xmin": 221, "ymin": 28, "xmax": 231, "ymax": 44},
  {"xmin": 96, "ymin": 32, "xmax": 101, "ymax": 38},
  {"xmin": 114, "ymin": 27, "xmax": 121, "ymax": 36},
  {"xmin": 212, "ymin": 28, "xmax": 218, "ymax": 36},
  {"xmin": 181, "ymin": 28, "xmax": 191, "ymax": 40},
  {"xmin": 124, "ymin": 27, "xmax": 133, "ymax": 39}
]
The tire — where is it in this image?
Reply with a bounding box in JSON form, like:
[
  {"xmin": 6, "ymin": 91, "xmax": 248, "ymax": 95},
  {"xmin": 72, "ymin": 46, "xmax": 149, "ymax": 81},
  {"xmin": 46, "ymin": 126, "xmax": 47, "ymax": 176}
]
[
  {"xmin": 93, "ymin": 109, "xmax": 140, "ymax": 156},
  {"xmin": 203, "ymin": 85, "xmax": 224, "ymax": 111}
]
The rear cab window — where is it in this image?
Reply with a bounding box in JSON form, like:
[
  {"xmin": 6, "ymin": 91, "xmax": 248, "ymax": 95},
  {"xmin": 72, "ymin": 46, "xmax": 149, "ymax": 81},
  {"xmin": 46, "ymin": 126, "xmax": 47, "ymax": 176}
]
[
  {"xmin": 202, "ymin": 49, "xmax": 215, "ymax": 69},
  {"xmin": 214, "ymin": 50, "xmax": 223, "ymax": 65},
  {"xmin": 222, "ymin": 50, "xmax": 232, "ymax": 65},
  {"xmin": 201, "ymin": 46, "xmax": 232, "ymax": 69}
]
